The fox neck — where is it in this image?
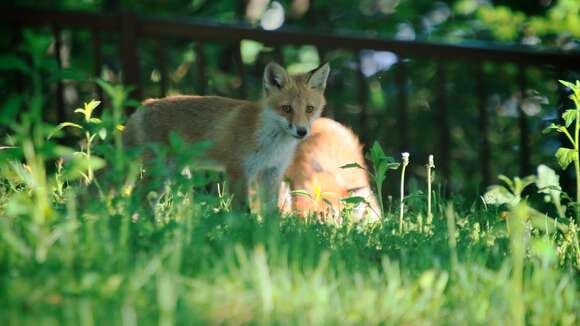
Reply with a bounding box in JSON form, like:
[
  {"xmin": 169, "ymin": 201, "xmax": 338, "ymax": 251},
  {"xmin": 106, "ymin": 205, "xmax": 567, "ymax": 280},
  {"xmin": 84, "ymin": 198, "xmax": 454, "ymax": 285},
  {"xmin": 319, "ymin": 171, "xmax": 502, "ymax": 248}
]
[
  {"xmin": 243, "ymin": 105, "xmax": 299, "ymax": 179},
  {"xmin": 256, "ymin": 104, "xmax": 297, "ymax": 148}
]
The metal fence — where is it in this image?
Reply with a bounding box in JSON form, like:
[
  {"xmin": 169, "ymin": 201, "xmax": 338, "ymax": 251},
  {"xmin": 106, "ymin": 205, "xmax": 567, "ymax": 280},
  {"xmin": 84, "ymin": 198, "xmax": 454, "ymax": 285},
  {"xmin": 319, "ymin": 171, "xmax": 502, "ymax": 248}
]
[{"xmin": 1, "ymin": 6, "xmax": 579, "ymax": 190}]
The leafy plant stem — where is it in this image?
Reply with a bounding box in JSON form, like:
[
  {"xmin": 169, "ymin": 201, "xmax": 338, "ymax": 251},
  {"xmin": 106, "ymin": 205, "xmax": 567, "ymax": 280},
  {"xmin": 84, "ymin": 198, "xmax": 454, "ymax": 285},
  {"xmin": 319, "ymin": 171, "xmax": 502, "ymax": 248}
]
[
  {"xmin": 427, "ymin": 155, "xmax": 435, "ymax": 223},
  {"xmin": 85, "ymin": 130, "xmax": 94, "ymax": 184},
  {"xmin": 400, "ymin": 152, "xmax": 409, "ymax": 234},
  {"xmin": 575, "ymin": 109, "xmax": 580, "ymax": 222}
]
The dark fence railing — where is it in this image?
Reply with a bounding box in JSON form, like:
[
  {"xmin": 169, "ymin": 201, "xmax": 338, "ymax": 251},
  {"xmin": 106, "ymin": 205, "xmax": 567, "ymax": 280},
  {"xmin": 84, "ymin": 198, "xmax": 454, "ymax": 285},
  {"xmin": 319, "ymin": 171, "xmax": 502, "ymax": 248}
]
[{"xmin": 2, "ymin": 7, "xmax": 580, "ymax": 190}]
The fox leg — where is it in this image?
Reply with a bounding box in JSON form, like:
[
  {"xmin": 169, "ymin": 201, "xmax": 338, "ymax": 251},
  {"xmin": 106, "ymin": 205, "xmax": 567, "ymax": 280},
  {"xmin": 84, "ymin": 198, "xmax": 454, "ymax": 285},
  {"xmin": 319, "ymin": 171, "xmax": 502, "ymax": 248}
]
[
  {"xmin": 257, "ymin": 167, "xmax": 282, "ymax": 215},
  {"xmin": 227, "ymin": 168, "xmax": 249, "ymax": 211}
]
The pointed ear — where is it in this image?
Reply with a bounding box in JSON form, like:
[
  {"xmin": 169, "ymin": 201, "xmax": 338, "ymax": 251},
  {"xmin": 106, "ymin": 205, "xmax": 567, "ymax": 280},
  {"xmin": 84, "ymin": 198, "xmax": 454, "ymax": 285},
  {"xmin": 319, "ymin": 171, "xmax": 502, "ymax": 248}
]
[
  {"xmin": 263, "ymin": 62, "xmax": 289, "ymax": 92},
  {"xmin": 307, "ymin": 62, "xmax": 330, "ymax": 91}
]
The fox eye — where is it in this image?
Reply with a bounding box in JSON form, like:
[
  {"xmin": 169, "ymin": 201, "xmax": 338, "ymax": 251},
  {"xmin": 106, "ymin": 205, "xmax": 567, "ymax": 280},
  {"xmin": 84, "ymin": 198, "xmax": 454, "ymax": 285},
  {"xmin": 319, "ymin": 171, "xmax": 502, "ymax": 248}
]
[
  {"xmin": 306, "ymin": 105, "xmax": 314, "ymax": 114},
  {"xmin": 281, "ymin": 105, "xmax": 293, "ymax": 113}
]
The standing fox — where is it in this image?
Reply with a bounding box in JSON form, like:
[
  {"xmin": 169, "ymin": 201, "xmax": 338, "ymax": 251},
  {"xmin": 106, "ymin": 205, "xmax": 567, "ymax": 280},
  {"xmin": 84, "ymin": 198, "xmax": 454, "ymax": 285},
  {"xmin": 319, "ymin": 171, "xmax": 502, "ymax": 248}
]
[
  {"xmin": 122, "ymin": 62, "xmax": 330, "ymax": 212},
  {"xmin": 280, "ymin": 117, "xmax": 380, "ymax": 222}
]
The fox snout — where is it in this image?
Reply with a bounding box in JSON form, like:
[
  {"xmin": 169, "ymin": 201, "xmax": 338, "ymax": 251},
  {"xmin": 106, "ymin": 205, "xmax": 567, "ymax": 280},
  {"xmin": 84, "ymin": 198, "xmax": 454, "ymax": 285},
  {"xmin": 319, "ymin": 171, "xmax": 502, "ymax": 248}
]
[
  {"xmin": 296, "ymin": 127, "xmax": 307, "ymax": 138},
  {"xmin": 288, "ymin": 123, "xmax": 309, "ymax": 139}
]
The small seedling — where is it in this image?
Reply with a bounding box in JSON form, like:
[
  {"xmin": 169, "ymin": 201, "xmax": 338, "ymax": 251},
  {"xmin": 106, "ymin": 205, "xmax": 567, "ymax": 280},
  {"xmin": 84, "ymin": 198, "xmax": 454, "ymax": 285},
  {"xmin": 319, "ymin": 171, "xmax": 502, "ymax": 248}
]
[
  {"xmin": 50, "ymin": 99, "xmax": 106, "ymax": 185},
  {"xmin": 483, "ymin": 173, "xmax": 570, "ymax": 234},
  {"xmin": 341, "ymin": 141, "xmax": 399, "ymax": 218},
  {"xmin": 544, "ymin": 80, "xmax": 580, "ymax": 222}
]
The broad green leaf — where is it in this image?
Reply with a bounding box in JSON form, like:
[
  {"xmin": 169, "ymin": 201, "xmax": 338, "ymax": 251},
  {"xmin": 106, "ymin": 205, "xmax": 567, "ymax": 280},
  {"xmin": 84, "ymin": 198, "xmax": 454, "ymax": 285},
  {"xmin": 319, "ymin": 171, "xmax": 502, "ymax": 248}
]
[
  {"xmin": 341, "ymin": 196, "xmax": 368, "ymax": 205},
  {"xmin": 368, "ymin": 141, "xmax": 386, "ymax": 164},
  {"xmin": 62, "ymin": 154, "xmax": 106, "ymax": 180},
  {"xmin": 542, "ymin": 123, "xmax": 563, "ymax": 134},
  {"xmin": 562, "ymin": 110, "xmax": 576, "ymax": 127},
  {"xmin": 322, "ymin": 198, "xmax": 334, "ymax": 207},
  {"xmin": 514, "ymin": 175, "xmax": 536, "ymax": 194},
  {"xmin": 555, "ymin": 147, "xmax": 576, "ymax": 170},
  {"xmin": 0, "ymin": 96, "xmax": 23, "ymax": 126},
  {"xmin": 536, "ymin": 164, "xmax": 565, "ymax": 217},
  {"xmin": 340, "ymin": 162, "xmax": 364, "ymax": 170},
  {"xmin": 290, "ymin": 189, "xmax": 312, "ymax": 199},
  {"xmin": 0, "ymin": 55, "xmax": 30, "ymax": 74},
  {"xmin": 497, "ymin": 175, "xmax": 514, "ymax": 189},
  {"xmin": 96, "ymin": 79, "xmax": 116, "ymax": 98},
  {"xmin": 483, "ymin": 185, "xmax": 517, "ymax": 206},
  {"xmin": 48, "ymin": 122, "xmax": 82, "ymax": 139},
  {"xmin": 537, "ymin": 165, "xmax": 561, "ymax": 194},
  {"xmin": 558, "ymin": 80, "xmax": 575, "ymax": 90},
  {"xmin": 82, "ymin": 100, "xmax": 101, "ymax": 121},
  {"xmin": 98, "ymin": 128, "xmax": 107, "ymax": 140}
]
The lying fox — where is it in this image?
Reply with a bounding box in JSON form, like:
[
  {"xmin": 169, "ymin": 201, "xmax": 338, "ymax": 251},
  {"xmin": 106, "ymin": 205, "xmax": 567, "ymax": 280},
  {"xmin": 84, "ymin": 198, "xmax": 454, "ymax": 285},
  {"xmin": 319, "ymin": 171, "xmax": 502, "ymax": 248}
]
[
  {"xmin": 280, "ymin": 117, "xmax": 380, "ymax": 222},
  {"xmin": 123, "ymin": 62, "xmax": 330, "ymax": 213}
]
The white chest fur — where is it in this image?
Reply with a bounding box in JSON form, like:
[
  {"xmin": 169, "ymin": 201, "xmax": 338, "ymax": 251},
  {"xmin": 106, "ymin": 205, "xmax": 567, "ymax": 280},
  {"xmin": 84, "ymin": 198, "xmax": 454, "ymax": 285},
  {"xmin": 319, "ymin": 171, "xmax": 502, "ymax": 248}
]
[{"xmin": 244, "ymin": 110, "xmax": 298, "ymax": 179}]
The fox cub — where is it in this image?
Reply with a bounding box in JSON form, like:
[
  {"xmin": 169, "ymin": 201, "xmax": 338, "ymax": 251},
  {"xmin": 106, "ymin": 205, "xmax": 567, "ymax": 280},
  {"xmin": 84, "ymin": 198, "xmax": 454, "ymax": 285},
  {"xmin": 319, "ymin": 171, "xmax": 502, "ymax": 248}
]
[
  {"xmin": 280, "ymin": 117, "xmax": 380, "ymax": 222},
  {"xmin": 123, "ymin": 62, "xmax": 330, "ymax": 212}
]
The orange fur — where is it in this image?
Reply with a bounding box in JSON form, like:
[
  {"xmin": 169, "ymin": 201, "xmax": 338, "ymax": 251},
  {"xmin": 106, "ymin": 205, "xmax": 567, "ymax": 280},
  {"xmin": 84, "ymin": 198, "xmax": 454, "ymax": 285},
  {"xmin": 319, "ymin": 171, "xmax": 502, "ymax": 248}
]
[{"xmin": 281, "ymin": 118, "xmax": 380, "ymax": 221}]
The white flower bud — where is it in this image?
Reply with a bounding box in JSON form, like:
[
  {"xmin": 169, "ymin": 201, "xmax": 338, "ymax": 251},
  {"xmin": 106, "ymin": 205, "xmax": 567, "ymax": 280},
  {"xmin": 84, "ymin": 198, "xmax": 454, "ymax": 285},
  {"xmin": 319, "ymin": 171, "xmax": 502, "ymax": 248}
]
[{"xmin": 402, "ymin": 152, "xmax": 410, "ymax": 166}]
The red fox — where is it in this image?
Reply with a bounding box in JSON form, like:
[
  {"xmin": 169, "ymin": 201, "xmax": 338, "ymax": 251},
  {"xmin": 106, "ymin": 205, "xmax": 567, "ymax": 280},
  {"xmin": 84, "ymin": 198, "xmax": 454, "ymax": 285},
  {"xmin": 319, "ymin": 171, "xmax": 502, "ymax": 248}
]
[
  {"xmin": 122, "ymin": 62, "xmax": 330, "ymax": 213},
  {"xmin": 280, "ymin": 117, "xmax": 380, "ymax": 222}
]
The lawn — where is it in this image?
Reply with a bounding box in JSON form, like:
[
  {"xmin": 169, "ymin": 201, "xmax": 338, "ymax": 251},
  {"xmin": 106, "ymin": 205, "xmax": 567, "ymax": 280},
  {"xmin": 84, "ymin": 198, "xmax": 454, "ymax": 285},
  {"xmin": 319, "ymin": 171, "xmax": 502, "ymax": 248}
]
[{"xmin": 0, "ymin": 154, "xmax": 578, "ymax": 324}]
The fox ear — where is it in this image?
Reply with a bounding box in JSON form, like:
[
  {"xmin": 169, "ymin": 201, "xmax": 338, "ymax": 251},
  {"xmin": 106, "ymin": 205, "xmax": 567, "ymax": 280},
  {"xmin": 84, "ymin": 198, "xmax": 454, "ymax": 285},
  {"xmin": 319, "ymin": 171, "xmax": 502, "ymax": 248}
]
[
  {"xmin": 307, "ymin": 62, "xmax": 330, "ymax": 91},
  {"xmin": 264, "ymin": 62, "xmax": 289, "ymax": 92}
]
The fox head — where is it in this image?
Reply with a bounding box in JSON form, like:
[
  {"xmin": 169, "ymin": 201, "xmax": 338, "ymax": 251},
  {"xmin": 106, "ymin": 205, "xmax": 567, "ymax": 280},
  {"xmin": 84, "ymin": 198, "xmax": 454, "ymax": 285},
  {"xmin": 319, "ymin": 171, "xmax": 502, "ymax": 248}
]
[{"xmin": 262, "ymin": 62, "xmax": 330, "ymax": 139}]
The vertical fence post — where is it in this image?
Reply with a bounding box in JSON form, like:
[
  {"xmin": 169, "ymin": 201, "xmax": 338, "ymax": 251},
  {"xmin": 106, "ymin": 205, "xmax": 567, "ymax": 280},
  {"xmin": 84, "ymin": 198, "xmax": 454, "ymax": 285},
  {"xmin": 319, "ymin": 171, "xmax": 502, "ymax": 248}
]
[
  {"xmin": 234, "ymin": 43, "xmax": 247, "ymax": 98},
  {"xmin": 235, "ymin": 1, "xmax": 247, "ymax": 98},
  {"xmin": 91, "ymin": 28, "xmax": 103, "ymax": 102},
  {"xmin": 476, "ymin": 64, "xmax": 491, "ymax": 187},
  {"xmin": 317, "ymin": 47, "xmax": 335, "ymax": 118},
  {"xmin": 273, "ymin": 45, "xmax": 285, "ymax": 66},
  {"xmin": 517, "ymin": 65, "xmax": 530, "ymax": 175},
  {"xmin": 395, "ymin": 59, "xmax": 409, "ymax": 153},
  {"xmin": 357, "ymin": 51, "xmax": 369, "ymax": 145},
  {"xmin": 52, "ymin": 24, "xmax": 65, "ymax": 122},
  {"xmin": 195, "ymin": 42, "xmax": 207, "ymax": 95},
  {"xmin": 121, "ymin": 11, "xmax": 141, "ymax": 109},
  {"xmin": 436, "ymin": 62, "xmax": 450, "ymax": 180},
  {"xmin": 13, "ymin": 24, "xmax": 25, "ymax": 97},
  {"xmin": 156, "ymin": 41, "xmax": 168, "ymax": 97}
]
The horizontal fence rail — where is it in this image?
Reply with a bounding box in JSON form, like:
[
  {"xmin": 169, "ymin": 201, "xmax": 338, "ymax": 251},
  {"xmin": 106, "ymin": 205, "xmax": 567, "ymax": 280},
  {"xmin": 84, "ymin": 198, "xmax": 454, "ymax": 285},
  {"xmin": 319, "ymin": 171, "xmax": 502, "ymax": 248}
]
[
  {"xmin": 2, "ymin": 6, "xmax": 580, "ymax": 192},
  {"xmin": 2, "ymin": 7, "xmax": 579, "ymax": 68}
]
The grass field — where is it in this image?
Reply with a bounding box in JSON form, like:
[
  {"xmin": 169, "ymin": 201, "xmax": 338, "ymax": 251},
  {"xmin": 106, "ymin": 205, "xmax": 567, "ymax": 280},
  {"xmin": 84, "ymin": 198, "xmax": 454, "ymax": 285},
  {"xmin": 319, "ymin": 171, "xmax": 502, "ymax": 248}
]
[{"xmin": 0, "ymin": 162, "xmax": 578, "ymax": 325}]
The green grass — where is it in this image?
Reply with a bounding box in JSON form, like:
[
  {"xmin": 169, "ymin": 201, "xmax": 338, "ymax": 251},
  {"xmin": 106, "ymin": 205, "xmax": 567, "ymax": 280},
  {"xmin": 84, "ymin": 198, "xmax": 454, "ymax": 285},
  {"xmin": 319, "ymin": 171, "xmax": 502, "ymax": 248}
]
[{"xmin": 0, "ymin": 176, "xmax": 577, "ymax": 325}]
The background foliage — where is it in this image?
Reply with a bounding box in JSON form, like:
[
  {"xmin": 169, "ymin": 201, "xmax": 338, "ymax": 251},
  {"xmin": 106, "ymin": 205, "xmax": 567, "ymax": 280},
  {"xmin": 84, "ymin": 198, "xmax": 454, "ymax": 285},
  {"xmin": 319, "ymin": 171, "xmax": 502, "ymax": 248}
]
[{"xmin": 2, "ymin": 0, "xmax": 579, "ymax": 196}]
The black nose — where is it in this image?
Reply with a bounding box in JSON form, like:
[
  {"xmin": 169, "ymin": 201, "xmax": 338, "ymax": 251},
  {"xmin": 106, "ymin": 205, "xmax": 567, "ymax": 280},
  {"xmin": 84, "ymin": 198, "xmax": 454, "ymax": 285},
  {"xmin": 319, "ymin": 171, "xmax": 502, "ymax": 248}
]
[{"xmin": 296, "ymin": 128, "xmax": 307, "ymax": 138}]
